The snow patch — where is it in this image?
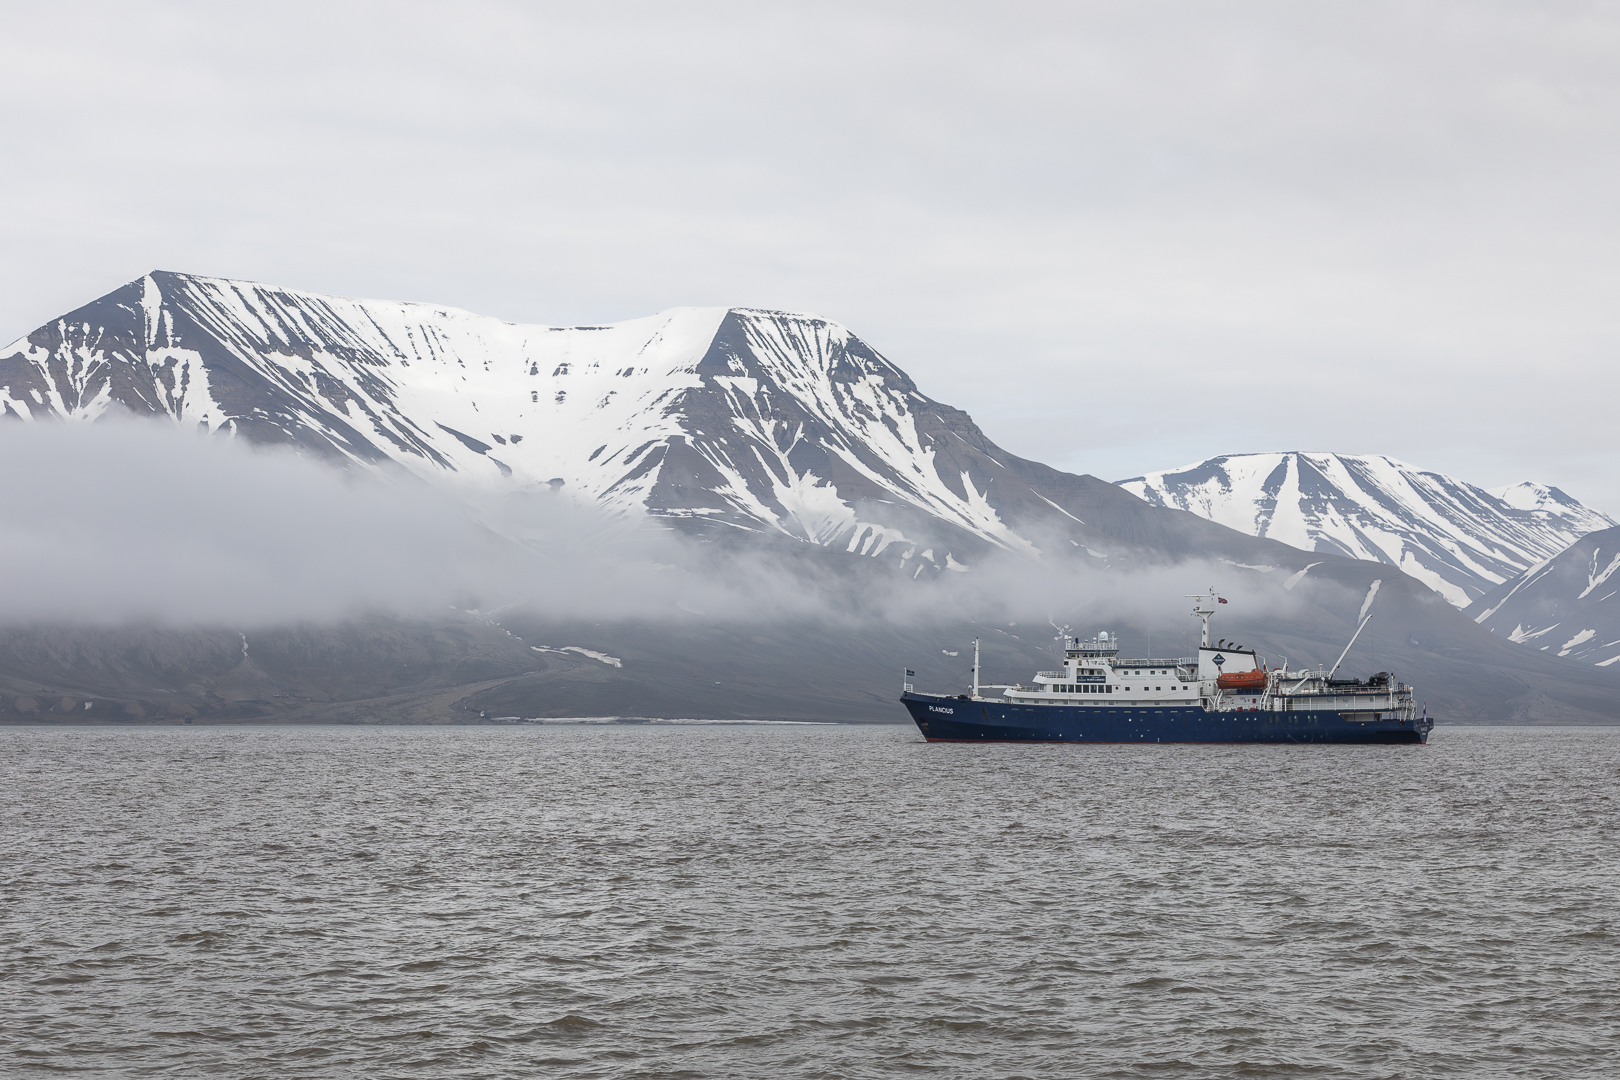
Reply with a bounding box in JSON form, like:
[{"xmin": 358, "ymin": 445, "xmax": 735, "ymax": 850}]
[
  {"xmin": 531, "ymin": 645, "xmax": 623, "ymax": 667},
  {"xmin": 1557, "ymin": 629, "xmax": 1596, "ymax": 656},
  {"xmin": 1578, "ymin": 549, "xmax": 1620, "ymax": 599},
  {"xmin": 1358, "ymin": 580, "xmax": 1382, "ymax": 623},
  {"xmin": 1283, "ymin": 562, "xmax": 1323, "ymax": 591}
]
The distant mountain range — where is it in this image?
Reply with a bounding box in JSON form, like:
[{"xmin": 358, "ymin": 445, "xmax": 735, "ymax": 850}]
[
  {"xmin": 1118, "ymin": 452, "xmax": 1614, "ymax": 608},
  {"xmin": 1468, "ymin": 525, "xmax": 1620, "ymax": 668},
  {"xmin": 1, "ymin": 272, "xmax": 1616, "ymax": 724}
]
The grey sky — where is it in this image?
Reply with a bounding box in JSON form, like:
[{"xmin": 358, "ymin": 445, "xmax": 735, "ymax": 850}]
[{"xmin": 4, "ymin": 1, "xmax": 1618, "ymax": 512}]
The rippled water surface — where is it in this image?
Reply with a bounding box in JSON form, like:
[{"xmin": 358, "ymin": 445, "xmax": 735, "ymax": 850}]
[{"xmin": 3, "ymin": 724, "xmax": 1618, "ymax": 1078}]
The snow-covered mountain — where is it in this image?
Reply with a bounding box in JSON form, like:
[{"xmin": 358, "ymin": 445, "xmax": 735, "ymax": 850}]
[
  {"xmin": 5, "ymin": 272, "xmax": 1619, "ymax": 724},
  {"xmin": 1117, "ymin": 453, "xmax": 1614, "ymax": 608},
  {"xmin": 1467, "ymin": 525, "xmax": 1620, "ymax": 668},
  {"xmin": 0, "ymin": 271, "xmax": 1069, "ymax": 567}
]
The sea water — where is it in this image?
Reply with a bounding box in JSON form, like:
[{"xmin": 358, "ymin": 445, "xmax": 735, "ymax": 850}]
[{"xmin": 2, "ymin": 724, "xmax": 1616, "ymax": 1078}]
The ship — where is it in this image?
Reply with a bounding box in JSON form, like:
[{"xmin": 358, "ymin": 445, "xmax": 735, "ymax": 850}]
[{"xmin": 900, "ymin": 590, "xmax": 1433, "ymax": 744}]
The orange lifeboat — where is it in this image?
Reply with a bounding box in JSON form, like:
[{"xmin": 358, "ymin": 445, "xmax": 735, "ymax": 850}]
[{"xmin": 1216, "ymin": 669, "xmax": 1268, "ymax": 690}]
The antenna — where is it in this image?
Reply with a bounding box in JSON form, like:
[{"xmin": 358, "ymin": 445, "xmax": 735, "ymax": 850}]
[
  {"xmin": 1327, "ymin": 615, "xmax": 1372, "ymax": 680},
  {"xmin": 1186, "ymin": 587, "xmax": 1218, "ymax": 647}
]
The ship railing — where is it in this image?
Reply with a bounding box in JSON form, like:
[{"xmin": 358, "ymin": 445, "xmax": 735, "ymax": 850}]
[
  {"xmin": 1213, "ymin": 691, "xmax": 1418, "ymax": 720},
  {"xmin": 1272, "ymin": 695, "xmax": 1415, "ymax": 714},
  {"xmin": 1274, "ymin": 694, "xmax": 1413, "ymax": 707},
  {"xmin": 1035, "ymin": 670, "xmax": 1067, "ymax": 678},
  {"xmin": 1111, "ymin": 657, "xmax": 1198, "ymax": 668},
  {"xmin": 1275, "ymin": 683, "xmax": 1412, "ymax": 698}
]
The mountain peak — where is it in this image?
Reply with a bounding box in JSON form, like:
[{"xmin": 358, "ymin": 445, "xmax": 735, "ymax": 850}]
[{"xmin": 1119, "ymin": 451, "xmax": 1616, "ymax": 607}]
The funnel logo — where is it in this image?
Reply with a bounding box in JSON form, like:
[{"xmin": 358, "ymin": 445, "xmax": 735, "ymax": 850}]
[{"xmin": 1213, "ymin": 654, "xmax": 1226, "ymax": 668}]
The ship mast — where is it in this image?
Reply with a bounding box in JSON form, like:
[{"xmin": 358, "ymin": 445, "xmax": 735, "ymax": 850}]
[
  {"xmin": 972, "ymin": 637, "xmax": 980, "ymax": 698},
  {"xmin": 1187, "ymin": 587, "xmax": 1218, "ymax": 647}
]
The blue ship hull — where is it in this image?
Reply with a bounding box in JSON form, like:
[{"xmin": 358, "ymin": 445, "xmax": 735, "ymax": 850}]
[{"xmin": 901, "ymin": 692, "xmax": 1431, "ymax": 744}]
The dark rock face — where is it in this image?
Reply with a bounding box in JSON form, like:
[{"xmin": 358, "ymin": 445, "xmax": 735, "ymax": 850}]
[
  {"xmin": 1, "ymin": 273, "xmax": 402, "ymax": 464},
  {"xmin": 0, "ymin": 615, "xmax": 550, "ymax": 726},
  {"xmin": 1468, "ymin": 525, "xmax": 1620, "ymax": 668}
]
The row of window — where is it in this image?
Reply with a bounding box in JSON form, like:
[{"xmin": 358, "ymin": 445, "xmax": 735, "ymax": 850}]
[
  {"xmin": 1069, "ymin": 668, "xmax": 1176, "ymax": 678},
  {"xmin": 1049, "ymin": 684, "xmax": 1177, "ymax": 693}
]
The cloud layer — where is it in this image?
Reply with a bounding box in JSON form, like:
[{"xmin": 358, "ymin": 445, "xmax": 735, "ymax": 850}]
[{"xmin": 0, "ymin": 421, "xmax": 1320, "ymax": 633}]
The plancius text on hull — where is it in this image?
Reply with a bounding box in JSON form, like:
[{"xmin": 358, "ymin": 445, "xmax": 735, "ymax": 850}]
[{"xmin": 901, "ymin": 590, "xmax": 1433, "ymax": 745}]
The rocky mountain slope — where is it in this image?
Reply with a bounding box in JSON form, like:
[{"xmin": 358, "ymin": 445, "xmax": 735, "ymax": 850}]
[
  {"xmin": 1467, "ymin": 525, "xmax": 1620, "ymax": 668},
  {"xmin": 1118, "ymin": 453, "xmax": 1614, "ymax": 608},
  {"xmin": 1, "ymin": 271, "xmax": 1073, "ymax": 567}
]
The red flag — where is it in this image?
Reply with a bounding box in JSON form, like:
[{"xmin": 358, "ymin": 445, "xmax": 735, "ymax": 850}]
[{"xmin": 1217, "ymin": 596, "xmax": 1228, "ymax": 604}]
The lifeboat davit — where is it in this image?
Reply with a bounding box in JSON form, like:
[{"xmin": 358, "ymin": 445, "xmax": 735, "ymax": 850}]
[{"xmin": 1216, "ymin": 669, "xmax": 1268, "ymax": 690}]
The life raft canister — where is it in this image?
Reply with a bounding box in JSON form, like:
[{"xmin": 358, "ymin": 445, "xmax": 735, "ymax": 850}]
[{"xmin": 1216, "ymin": 669, "xmax": 1268, "ymax": 690}]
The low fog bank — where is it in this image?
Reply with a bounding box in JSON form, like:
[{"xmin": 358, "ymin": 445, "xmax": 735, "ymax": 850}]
[
  {"xmin": 0, "ymin": 420, "xmax": 1317, "ymax": 632},
  {"xmin": 0, "ymin": 420, "xmax": 766, "ymax": 626},
  {"xmin": 1, "ymin": 421, "xmax": 531, "ymax": 625},
  {"xmin": 7, "ymin": 422, "xmax": 1610, "ymax": 723}
]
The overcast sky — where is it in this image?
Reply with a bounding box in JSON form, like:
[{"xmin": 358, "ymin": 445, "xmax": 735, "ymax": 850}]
[{"xmin": 4, "ymin": 1, "xmax": 1618, "ymax": 513}]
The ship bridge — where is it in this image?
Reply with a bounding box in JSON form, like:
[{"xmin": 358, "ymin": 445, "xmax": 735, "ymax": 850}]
[{"xmin": 1063, "ymin": 631, "xmax": 1120, "ymax": 660}]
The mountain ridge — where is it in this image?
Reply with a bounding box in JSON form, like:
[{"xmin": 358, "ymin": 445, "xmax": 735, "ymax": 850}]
[
  {"xmin": 1, "ymin": 271, "xmax": 1061, "ymax": 566},
  {"xmin": 1118, "ymin": 451, "xmax": 1614, "ymax": 607},
  {"xmin": 1467, "ymin": 524, "xmax": 1620, "ymax": 668}
]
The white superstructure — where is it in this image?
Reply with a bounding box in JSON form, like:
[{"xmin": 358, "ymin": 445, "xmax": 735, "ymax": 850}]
[{"xmin": 994, "ymin": 589, "xmax": 1417, "ymax": 720}]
